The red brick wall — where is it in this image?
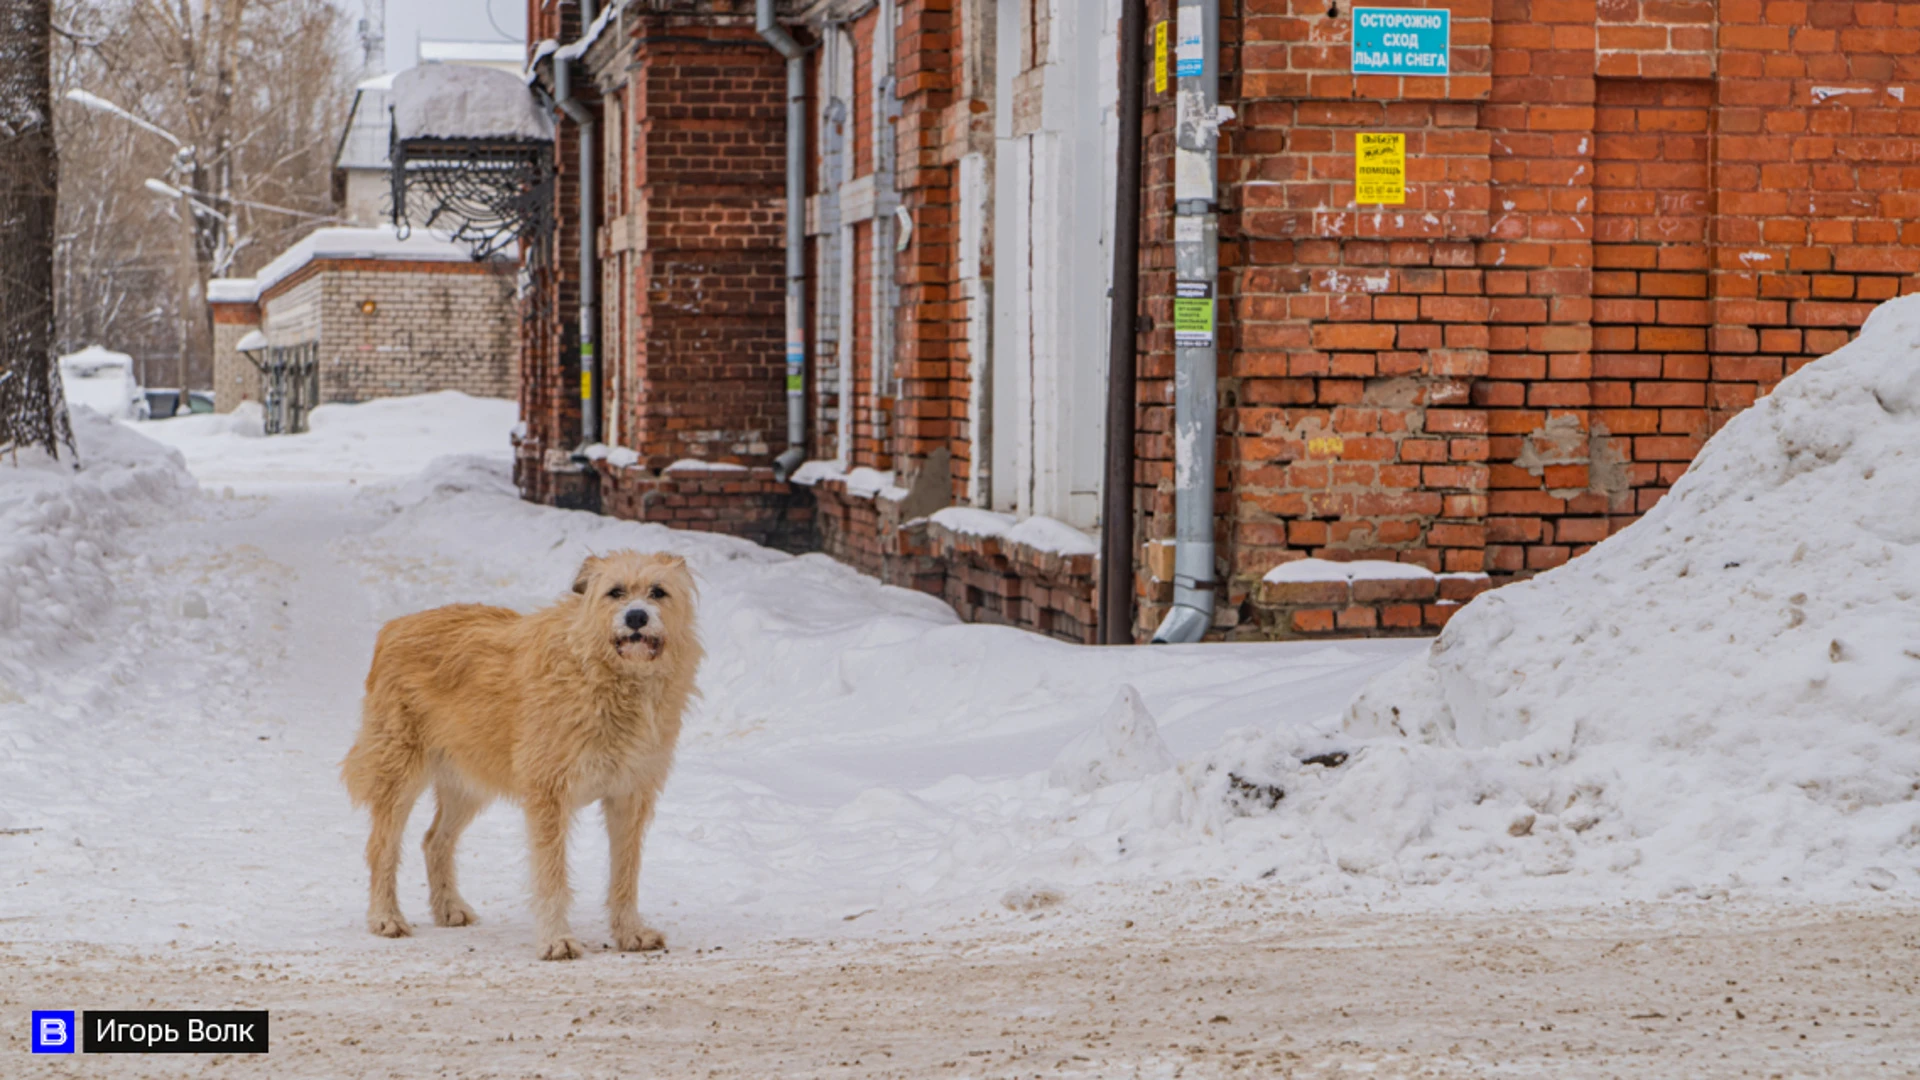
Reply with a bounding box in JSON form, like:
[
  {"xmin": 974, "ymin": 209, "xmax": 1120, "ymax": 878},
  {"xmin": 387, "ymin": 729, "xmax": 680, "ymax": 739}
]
[
  {"xmin": 1129, "ymin": 0, "xmax": 1920, "ymax": 640},
  {"xmin": 518, "ymin": 1, "xmax": 591, "ymax": 507},
  {"xmin": 517, "ymin": 2, "xmax": 788, "ymax": 507},
  {"xmin": 626, "ymin": 21, "xmax": 788, "ymax": 468},
  {"xmin": 892, "ymin": 0, "xmax": 975, "ymax": 496},
  {"xmin": 519, "ymin": 0, "xmax": 1920, "ymax": 646}
]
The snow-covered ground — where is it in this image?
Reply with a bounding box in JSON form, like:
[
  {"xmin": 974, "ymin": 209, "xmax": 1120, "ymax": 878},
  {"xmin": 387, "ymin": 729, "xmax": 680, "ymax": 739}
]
[
  {"xmin": 5, "ymin": 318, "xmax": 1919, "ymax": 1071},
  {"xmin": 2, "ymin": 392, "xmax": 1434, "ymax": 959}
]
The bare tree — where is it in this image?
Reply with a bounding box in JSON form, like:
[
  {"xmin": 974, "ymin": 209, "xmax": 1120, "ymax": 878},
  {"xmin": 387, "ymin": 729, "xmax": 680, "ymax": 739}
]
[
  {"xmin": 53, "ymin": 0, "xmax": 351, "ymax": 390},
  {"xmin": 0, "ymin": 0, "xmax": 71, "ymax": 458}
]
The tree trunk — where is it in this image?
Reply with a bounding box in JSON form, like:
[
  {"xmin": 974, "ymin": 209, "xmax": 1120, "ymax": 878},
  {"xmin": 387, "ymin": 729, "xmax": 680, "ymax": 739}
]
[{"xmin": 0, "ymin": 0, "xmax": 68, "ymax": 458}]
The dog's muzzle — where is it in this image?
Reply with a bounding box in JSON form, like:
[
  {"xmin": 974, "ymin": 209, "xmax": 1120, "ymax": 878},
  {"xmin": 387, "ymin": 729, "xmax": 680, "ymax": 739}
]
[{"xmin": 614, "ymin": 603, "xmax": 664, "ymax": 660}]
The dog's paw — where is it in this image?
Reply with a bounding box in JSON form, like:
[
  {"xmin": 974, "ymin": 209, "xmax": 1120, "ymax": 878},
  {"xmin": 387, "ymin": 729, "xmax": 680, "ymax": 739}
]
[
  {"xmin": 432, "ymin": 897, "xmax": 478, "ymax": 927},
  {"xmin": 368, "ymin": 913, "xmax": 413, "ymax": 939},
  {"xmin": 538, "ymin": 935, "xmax": 585, "ymax": 961},
  {"xmin": 614, "ymin": 924, "xmax": 666, "ymax": 952}
]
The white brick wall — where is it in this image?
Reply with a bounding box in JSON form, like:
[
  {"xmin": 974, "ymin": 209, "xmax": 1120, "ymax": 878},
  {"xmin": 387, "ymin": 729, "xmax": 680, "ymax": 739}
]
[{"xmin": 249, "ymin": 262, "xmax": 518, "ymax": 405}]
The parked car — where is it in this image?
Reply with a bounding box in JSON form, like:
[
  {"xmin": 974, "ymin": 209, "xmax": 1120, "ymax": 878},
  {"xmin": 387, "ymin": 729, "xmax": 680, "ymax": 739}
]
[
  {"xmin": 59, "ymin": 346, "xmax": 149, "ymax": 421},
  {"xmin": 144, "ymin": 389, "xmax": 180, "ymax": 419},
  {"xmin": 142, "ymin": 389, "xmax": 216, "ymax": 419}
]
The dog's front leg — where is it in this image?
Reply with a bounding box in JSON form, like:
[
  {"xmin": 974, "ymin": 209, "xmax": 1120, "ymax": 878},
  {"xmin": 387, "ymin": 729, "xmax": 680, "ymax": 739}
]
[
  {"xmin": 524, "ymin": 795, "xmax": 582, "ymax": 960},
  {"xmin": 605, "ymin": 789, "xmax": 666, "ymax": 951}
]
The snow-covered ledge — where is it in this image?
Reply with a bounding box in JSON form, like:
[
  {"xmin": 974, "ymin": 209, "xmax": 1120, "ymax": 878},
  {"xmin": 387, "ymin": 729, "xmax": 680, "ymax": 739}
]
[
  {"xmin": 925, "ymin": 507, "xmax": 1097, "ymax": 561},
  {"xmin": 1256, "ymin": 556, "xmax": 1492, "ymax": 636},
  {"xmin": 792, "ymin": 460, "xmax": 1100, "ymax": 640},
  {"xmin": 788, "ymin": 460, "xmax": 912, "ymax": 502}
]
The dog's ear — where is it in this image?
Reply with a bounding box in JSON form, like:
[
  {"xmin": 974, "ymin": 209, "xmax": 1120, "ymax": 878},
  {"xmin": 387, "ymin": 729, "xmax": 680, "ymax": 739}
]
[{"xmin": 571, "ymin": 554, "xmax": 602, "ymax": 594}]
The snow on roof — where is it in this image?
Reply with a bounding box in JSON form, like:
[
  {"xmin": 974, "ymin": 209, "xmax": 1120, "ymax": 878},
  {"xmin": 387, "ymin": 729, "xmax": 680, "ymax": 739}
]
[
  {"xmin": 335, "ymin": 82, "xmax": 393, "ymax": 171},
  {"xmin": 524, "ymin": 39, "xmax": 558, "ymax": 83},
  {"xmin": 554, "ymin": 4, "xmax": 618, "ymax": 62},
  {"xmin": 207, "ymin": 278, "xmax": 259, "ymax": 304},
  {"xmin": 391, "ymin": 63, "xmax": 553, "ymax": 143},
  {"xmin": 1263, "ymin": 557, "xmax": 1434, "ymax": 584},
  {"xmin": 354, "ymin": 72, "xmax": 397, "ymax": 92},
  {"xmin": 235, "ymin": 330, "xmax": 269, "ymax": 353},
  {"xmin": 243, "ymin": 225, "xmax": 497, "ymax": 300},
  {"xmin": 418, "ymin": 40, "xmax": 527, "ymax": 65}
]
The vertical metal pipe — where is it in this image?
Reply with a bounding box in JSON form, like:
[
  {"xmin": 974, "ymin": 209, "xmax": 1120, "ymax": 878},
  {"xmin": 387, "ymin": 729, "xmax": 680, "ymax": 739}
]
[
  {"xmin": 1151, "ymin": 0, "xmax": 1220, "ymax": 644},
  {"xmin": 554, "ymin": 0, "xmax": 600, "ymax": 449},
  {"xmin": 758, "ymin": 0, "xmax": 809, "ymax": 478},
  {"xmin": 578, "ymin": 110, "xmax": 598, "ymax": 446},
  {"xmin": 1099, "ymin": 0, "xmax": 1146, "ymax": 645},
  {"xmin": 775, "ymin": 58, "xmax": 809, "ymax": 477}
]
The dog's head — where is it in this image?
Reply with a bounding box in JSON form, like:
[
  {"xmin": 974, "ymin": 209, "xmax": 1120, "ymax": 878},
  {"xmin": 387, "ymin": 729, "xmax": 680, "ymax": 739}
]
[{"xmin": 570, "ymin": 550, "xmax": 697, "ymax": 669}]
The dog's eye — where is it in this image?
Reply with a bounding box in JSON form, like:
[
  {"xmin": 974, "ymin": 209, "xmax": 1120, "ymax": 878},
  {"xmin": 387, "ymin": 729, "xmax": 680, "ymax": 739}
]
[
  {"xmin": 648, "ymin": 585, "xmax": 668, "ymax": 601},
  {"xmin": 607, "ymin": 586, "xmax": 627, "ymax": 601}
]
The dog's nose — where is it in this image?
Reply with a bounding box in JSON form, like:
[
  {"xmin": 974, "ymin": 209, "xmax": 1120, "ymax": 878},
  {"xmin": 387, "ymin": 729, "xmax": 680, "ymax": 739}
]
[{"xmin": 624, "ymin": 608, "xmax": 650, "ymax": 630}]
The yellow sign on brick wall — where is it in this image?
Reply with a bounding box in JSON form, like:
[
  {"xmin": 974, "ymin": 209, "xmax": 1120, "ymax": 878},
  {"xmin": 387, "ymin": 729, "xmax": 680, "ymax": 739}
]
[
  {"xmin": 1355, "ymin": 132, "xmax": 1406, "ymax": 205},
  {"xmin": 1153, "ymin": 22, "xmax": 1168, "ymax": 94}
]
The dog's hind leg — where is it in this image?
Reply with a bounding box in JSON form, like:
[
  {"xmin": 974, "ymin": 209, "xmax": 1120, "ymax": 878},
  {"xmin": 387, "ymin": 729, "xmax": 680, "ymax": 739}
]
[
  {"xmin": 423, "ymin": 774, "xmax": 486, "ymax": 927},
  {"xmin": 525, "ymin": 793, "xmax": 583, "ymax": 960},
  {"xmin": 363, "ymin": 761, "xmax": 428, "ymax": 939},
  {"xmin": 604, "ymin": 788, "xmax": 666, "ymax": 952}
]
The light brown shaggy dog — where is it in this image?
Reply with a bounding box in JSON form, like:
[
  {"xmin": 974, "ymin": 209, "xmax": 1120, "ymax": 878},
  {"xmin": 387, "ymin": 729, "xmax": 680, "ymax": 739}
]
[{"xmin": 341, "ymin": 550, "xmax": 701, "ymax": 960}]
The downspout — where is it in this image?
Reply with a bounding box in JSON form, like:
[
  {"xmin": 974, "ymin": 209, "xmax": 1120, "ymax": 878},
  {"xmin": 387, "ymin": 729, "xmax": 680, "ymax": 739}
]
[
  {"xmin": 555, "ymin": 0, "xmax": 599, "ymax": 450},
  {"xmin": 758, "ymin": 0, "xmax": 809, "ymax": 480},
  {"xmin": 1150, "ymin": 0, "xmax": 1220, "ymax": 644},
  {"xmin": 1098, "ymin": 0, "xmax": 1146, "ymax": 645}
]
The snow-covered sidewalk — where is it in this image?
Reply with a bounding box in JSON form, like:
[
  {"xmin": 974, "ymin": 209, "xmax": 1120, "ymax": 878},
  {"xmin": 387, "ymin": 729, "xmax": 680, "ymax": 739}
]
[{"xmin": 3, "ymin": 395, "xmax": 1428, "ymax": 960}]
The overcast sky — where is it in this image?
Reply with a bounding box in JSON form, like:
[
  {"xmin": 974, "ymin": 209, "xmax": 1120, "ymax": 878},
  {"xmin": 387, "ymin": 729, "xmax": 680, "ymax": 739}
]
[{"xmin": 372, "ymin": 0, "xmax": 526, "ymax": 70}]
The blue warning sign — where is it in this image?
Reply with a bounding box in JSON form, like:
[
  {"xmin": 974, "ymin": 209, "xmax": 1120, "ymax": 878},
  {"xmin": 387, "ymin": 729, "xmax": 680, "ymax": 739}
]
[{"xmin": 1351, "ymin": 8, "xmax": 1451, "ymax": 76}]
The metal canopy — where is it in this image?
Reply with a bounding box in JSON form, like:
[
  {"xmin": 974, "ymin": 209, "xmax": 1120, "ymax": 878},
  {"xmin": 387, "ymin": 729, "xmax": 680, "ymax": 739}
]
[{"xmin": 389, "ymin": 131, "xmax": 553, "ymax": 263}]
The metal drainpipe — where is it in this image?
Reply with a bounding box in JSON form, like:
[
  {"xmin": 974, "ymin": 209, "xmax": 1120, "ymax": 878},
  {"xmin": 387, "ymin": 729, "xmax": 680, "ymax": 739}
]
[
  {"xmin": 1099, "ymin": 0, "xmax": 1146, "ymax": 645},
  {"xmin": 758, "ymin": 0, "xmax": 809, "ymax": 480},
  {"xmin": 1150, "ymin": 0, "xmax": 1220, "ymax": 644},
  {"xmin": 555, "ymin": 0, "xmax": 599, "ymax": 450}
]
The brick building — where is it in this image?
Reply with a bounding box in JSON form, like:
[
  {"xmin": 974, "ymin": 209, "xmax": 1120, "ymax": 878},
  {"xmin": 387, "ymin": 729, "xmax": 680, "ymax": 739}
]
[
  {"xmin": 515, "ymin": 0, "xmax": 1920, "ymax": 643},
  {"xmin": 209, "ymin": 226, "xmax": 518, "ymax": 412}
]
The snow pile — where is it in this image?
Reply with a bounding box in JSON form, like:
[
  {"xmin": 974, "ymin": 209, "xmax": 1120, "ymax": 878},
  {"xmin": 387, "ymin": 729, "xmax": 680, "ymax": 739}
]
[
  {"xmin": 226, "ymin": 400, "xmax": 268, "ymax": 438},
  {"xmin": 59, "ymin": 346, "xmax": 144, "ymax": 421},
  {"xmin": 0, "ymin": 409, "xmax": 194, "ymax": 690},
  {"xmin": 141, "ymin": 390, "xmax": 514, "ymax": 488},
  {"xmin": 386, "ymin": 453, "xmax": 520, "ymax": 507},
  {"xmin": 1048, "ymin": 685, "xmax": 1175, "ymax": 793},
  {"xmin": 1342, "ymin": 293, "xmax": 1920, "ymax": 899},
  {"xmin": 391, "ymin": 63, "xmax": 554, "ymax": 143}
]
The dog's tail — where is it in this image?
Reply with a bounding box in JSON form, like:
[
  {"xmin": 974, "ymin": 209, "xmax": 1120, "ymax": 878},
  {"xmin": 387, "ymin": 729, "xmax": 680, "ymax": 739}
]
[
  {"xmin": 339, "ymin": 719, "xmax": 384, "ymax": 809},
  {"xmin": 342, "ymin": 627, "xmax": 402, "ymax": 809}
]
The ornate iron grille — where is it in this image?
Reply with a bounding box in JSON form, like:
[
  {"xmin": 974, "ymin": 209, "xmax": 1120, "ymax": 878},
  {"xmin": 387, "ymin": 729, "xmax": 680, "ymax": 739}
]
[{"xmin": 389, "ymin": 128, "xmax": 555, "ymax": 268}]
